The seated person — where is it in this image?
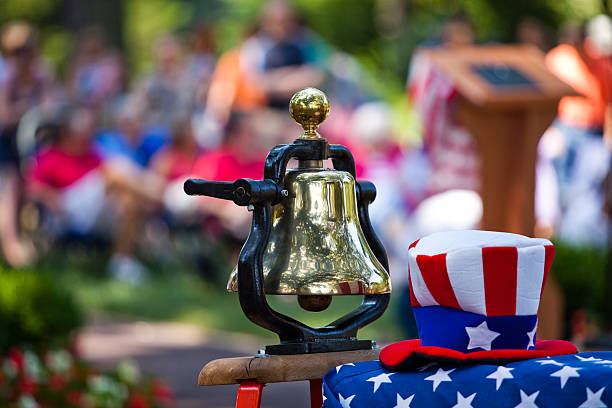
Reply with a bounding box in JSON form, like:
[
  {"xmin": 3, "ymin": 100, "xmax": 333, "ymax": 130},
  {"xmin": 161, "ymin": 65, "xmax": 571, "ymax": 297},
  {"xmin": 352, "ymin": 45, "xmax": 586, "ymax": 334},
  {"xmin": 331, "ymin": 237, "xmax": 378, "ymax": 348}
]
[
  {"xmin": 0, "ymin": 22, "xmax": 52, "ymax": 267},
  {"xmin": 94, "ymin": 97, "xmax": 168, "ymax": 167},
  {"xmin": 191, "ymin": 111, "xmax": 267, "ymax": 239},
  {"xmin": 150, "ymin": 117, "xmax": 200, "ymax": 219},
  {"xmin": 27, "ymin": 106, "xmax": 163, "ymax": 282}
]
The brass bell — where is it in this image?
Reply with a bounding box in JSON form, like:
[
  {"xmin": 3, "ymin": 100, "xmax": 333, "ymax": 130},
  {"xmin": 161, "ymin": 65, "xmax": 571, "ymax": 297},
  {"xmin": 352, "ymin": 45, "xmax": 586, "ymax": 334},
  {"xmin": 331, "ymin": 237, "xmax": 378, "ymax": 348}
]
[
  {"xmin": 185, "ymin": 87, "xmax": 391, "ymax": 354},
  {"xmin": 226, "ymin": 88, "xmax": 391, "ymax": 311}
]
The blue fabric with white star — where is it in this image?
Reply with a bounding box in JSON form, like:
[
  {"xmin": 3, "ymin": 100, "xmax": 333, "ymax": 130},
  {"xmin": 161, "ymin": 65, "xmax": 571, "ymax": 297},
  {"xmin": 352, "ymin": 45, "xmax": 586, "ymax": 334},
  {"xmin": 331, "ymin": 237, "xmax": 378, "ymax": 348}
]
[
  {"xmin": 322, "ymin": 352, "xmax": 612, "ymax": 408},
  {"xmin": 413, "ymin": 306, "xmax": 538, "ymax": 352}
]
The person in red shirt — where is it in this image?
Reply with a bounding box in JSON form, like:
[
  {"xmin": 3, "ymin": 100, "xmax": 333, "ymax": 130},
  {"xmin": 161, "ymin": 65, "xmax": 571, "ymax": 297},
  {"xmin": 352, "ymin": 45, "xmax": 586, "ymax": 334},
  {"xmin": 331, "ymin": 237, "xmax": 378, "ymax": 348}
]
[
  {"xmin": 191, "ymin": 111, "xmax": 267, "ymax": 239},
  {"xmin": 150, "ymin": 117, "xmax": 201, "ymax": 218},
  {"xmin": 28, "ymin": 106, "xmax": 164, "ymax": 282}
]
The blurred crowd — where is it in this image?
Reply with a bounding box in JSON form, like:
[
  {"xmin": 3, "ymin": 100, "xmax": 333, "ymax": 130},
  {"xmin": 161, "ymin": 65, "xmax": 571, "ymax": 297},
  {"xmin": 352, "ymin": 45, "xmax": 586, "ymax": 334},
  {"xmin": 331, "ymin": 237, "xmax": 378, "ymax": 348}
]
[
  {"xmin": 0, "ymin": 1, "xmax": 385, "ymax": 282},
  {"xmin": 0, "ymin": 1, "xmax": 611, "ymax": 291}
]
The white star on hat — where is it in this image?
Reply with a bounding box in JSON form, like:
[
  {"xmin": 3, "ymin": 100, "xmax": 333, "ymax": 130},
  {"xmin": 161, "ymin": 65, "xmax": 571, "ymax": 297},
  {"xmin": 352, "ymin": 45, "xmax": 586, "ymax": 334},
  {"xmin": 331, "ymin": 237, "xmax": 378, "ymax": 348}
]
[
  {"xmin": 526, "ymin": 323, "xmax": 537, "ymax": 349},
  {"xmin": 425, "ymin": 368, "xmax": 455, "ymax": 391},
  {"xmin": 339, "ymin": 393, "xmax": 355, "ymax": 408},
  {"xmin": 575, "ymin": 356, "xmax": 602, "ymax": 362},
  {"xmin": 486, "ymin": 366, "xmax": 514, "ymax": 390},
  {"xmin": 578, "ymin": 387, "xmax": 606, "ymax": 408},
  {"xmin": 465, "ymin": 321, "xmax": 501, "ymax": 351},
  {"xmin": 336, "ymin": 363, "xmax": 355, "ymax": 373},
  {"xmin": 452, "ymin": 391, "xmax": 476, "ymax": 408},
  {"xmin": 514, "ymin": 390, "xmax": 540, "ymax": 408},
  {"xmin": 393, "ymin": 393, "xmax": 415, "ymax": 408},
  {"xmin": 550, "ymin": 365, "xmax": 581, "ymax": 388},
  {"xmin": 366, "ymin": 372, "xmax": 394, "ymax": 393}
]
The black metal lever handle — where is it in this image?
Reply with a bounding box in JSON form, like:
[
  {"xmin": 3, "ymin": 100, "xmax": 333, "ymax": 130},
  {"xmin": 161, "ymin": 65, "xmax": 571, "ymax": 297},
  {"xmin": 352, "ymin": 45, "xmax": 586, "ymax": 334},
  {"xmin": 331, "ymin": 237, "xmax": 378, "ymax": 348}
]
[{"xmin": 184, "ymin": 178, "xmax": 284, "ymax": 206}]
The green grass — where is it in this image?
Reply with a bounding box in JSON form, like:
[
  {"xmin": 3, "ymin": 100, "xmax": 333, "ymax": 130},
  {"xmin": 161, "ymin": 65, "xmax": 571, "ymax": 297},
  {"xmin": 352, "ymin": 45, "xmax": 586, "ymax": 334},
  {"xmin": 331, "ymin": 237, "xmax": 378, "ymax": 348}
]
[{"xmin": 34, "ymin": 247, "xmax": 406, "ymax": 345}]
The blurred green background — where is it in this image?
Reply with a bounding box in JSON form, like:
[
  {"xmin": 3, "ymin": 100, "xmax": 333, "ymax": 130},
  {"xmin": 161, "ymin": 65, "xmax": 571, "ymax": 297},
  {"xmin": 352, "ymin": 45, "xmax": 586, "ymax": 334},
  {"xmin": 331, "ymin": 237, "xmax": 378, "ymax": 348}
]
[{"xmin": 1, "ymin": 0, "xmax": 608, "ymax": 99}]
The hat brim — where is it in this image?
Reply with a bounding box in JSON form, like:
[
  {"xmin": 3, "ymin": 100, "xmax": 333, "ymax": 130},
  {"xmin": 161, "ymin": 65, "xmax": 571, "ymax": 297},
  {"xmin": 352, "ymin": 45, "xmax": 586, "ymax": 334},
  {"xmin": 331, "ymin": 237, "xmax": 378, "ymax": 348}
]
[{"xmin": 380, "ymin": 339, "xmax": 578, "ymax": 371}]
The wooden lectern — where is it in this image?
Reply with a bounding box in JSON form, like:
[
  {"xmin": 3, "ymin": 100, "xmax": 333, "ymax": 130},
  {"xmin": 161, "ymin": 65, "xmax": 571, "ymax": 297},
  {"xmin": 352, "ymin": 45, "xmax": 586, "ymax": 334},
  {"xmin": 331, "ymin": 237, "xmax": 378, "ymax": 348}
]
[
  {"xmin": 416, "ymin": 45, "xmax": 576, "ymax": 340},
  {"xmin": 417, "ymin": 44, "xmax": 575, "ymax": 236}
]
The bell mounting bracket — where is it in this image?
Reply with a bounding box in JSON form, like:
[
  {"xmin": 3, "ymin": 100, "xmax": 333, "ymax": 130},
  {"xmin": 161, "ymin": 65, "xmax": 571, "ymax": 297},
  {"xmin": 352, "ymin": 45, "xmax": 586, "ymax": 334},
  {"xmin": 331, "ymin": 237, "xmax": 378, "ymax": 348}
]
[{"xmin": 184, "ymin": 137, "xmax": 390, "ymax": 354}]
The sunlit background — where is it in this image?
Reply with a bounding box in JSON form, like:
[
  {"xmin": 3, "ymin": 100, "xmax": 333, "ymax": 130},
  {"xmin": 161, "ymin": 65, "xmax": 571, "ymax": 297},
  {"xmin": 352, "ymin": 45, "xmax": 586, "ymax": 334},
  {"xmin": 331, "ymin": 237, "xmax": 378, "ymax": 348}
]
[{"xmin": 0, "ymin": 0, "xmax": 611, "ymax": 407}]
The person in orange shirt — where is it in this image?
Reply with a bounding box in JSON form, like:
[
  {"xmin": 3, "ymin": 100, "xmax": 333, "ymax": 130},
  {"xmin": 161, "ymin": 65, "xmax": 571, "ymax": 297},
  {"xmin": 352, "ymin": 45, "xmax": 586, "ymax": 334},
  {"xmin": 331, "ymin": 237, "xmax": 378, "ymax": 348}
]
[
  {"xmin": 547, "ymin": 17, "xmax": 612, "ymax": 135},
  {"xmin": 542, "ymin": 15, "xmax": 612, "ymax": 245},
  {"xmin": 204, "ymin": 1, "xmax": 325, "ymax": 126}
]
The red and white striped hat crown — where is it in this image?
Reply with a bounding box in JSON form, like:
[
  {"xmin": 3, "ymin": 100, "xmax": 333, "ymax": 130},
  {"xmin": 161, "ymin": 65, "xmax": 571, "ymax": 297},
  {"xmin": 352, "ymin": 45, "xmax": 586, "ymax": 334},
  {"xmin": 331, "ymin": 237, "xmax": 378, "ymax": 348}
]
[{"xmin": 408, "ymin": 230, "xmax": 554, "ymax": 316}]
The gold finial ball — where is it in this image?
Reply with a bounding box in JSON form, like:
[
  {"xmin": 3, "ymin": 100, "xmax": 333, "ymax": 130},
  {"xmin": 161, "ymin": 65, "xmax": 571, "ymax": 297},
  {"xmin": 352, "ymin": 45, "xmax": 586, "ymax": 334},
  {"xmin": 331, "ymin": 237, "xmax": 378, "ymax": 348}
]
[{"xmin": 289, "ymin": 88, "xmax": 330, "ymax": 138}]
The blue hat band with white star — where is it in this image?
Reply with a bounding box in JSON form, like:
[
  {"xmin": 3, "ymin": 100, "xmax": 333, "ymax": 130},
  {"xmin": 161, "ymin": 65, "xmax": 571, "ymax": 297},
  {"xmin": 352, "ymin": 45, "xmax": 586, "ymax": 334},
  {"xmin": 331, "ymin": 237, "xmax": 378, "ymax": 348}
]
[{"xmin": 414, "ymin": 305, "xmax": 538, "ymax": 353}]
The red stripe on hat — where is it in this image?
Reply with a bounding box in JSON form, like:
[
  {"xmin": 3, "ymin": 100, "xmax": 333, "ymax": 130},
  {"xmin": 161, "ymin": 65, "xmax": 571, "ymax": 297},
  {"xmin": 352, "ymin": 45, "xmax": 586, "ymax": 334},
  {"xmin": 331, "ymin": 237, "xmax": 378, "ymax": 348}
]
[
  {"xmin": 408, "ymin": 266, "xmax": 421, "ymax": 307},
  {"xmin": 416, "ymin": 254, "xmax": 461, "ymax": 310},
  {"xmin": 541, "ymin": 245, "xmax": 555, "ymax": 296},
  {"xmin": 409, "ymin": 239, "xmax": 420, "ymax": 249},
  {"xmin": 482, "ymin": 247, "xmax": 518, "ymax": 316}
]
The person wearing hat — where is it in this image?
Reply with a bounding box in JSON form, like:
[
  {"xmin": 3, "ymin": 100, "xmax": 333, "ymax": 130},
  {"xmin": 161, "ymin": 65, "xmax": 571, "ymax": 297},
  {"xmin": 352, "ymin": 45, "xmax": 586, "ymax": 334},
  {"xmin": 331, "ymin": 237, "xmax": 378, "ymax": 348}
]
[
  {"xmin": 322, "ymin": 230, "xmax": 612, "ymax": 407},
  {"xmin": 0, "ymin": 21, "xmax": 52, "ymax": 267}
]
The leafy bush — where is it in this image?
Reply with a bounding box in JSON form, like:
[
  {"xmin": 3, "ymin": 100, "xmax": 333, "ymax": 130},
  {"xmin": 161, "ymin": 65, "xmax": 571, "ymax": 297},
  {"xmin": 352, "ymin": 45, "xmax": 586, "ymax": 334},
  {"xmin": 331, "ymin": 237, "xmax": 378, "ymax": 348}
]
[
  {"xmin": 550, "ymin": 242, "xmax": 607, "ymax": 320},
  {"xmin": 0, "ymin": 269, "xmax": 83, "ymax": 352}
]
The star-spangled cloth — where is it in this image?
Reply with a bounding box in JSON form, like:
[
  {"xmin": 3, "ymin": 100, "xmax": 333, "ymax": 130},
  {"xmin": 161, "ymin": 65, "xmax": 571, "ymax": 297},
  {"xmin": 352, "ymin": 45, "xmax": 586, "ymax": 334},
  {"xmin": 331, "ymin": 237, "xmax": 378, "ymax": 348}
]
[{"xmin": 323, "ymin": 352, "xmax": 612, "ymax": 408}]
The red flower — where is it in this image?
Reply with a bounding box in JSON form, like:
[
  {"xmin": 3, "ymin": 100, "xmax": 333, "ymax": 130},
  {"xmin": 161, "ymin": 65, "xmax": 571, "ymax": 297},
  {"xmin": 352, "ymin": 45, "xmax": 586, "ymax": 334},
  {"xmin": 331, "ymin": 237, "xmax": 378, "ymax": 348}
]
[
  {"xmin": 8, "ymin": 348, "xmax": 24, "ymax": 372},
  {"xmin": 66, "ymin": 390, "xmax": 82, "ymax": 405},
  {"xmin": 127, "ymin": 393, "xmax": 150, "ymax": 408},
  {"xmin": 151, "ymin": 380, "xmax": 174, "ymax": 404},
  {"xmin": 49, "ymin": 374, "xmax": 65, "ymax": 391},
  {"xmin": 19, "ymin": 377, "xmax": 37, "ymax": 394}
]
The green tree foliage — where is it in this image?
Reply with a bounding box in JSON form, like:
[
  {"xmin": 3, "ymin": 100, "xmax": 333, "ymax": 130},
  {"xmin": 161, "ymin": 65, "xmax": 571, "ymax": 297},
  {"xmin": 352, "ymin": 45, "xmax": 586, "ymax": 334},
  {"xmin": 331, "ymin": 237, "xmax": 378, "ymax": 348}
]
[{"xmin": 0, "ymin": 0, "xmax": 606, "ymax": 95}]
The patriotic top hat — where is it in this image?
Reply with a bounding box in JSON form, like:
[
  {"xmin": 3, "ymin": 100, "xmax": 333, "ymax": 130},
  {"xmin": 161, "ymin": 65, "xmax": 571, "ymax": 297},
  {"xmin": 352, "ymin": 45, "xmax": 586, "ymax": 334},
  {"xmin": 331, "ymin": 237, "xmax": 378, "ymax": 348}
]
[{"xmin": 380, "ymin": 230, "xmax": 577, "ymax": 370}]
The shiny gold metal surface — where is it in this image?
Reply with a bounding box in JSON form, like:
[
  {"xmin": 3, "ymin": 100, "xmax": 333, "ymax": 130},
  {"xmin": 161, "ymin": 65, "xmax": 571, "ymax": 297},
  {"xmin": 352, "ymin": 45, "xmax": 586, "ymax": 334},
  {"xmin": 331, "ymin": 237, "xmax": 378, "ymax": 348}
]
[
  {"xmin": 289, "ymin": 88, "xmax": 330, "ymax": 139},
  {"xmin": 227, "ymin": 169, "xmax": 391, "ymax": 296}
]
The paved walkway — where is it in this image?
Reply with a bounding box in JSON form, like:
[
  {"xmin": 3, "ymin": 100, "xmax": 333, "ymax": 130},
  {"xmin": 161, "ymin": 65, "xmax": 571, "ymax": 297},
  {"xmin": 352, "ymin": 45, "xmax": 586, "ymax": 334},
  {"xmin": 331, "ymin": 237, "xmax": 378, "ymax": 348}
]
[{"xmin": 78, "ymin": 321, "xmax": 310, "ymax": 408}]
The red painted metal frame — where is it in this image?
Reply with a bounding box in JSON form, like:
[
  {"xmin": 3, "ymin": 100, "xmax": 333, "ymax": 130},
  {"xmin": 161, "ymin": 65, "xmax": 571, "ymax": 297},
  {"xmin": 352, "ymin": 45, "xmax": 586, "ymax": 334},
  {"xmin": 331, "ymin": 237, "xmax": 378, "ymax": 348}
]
[
  {"xmin": 234, "ymin": 379, "xmax": 323, "ymax": 408},
  {"xmin": 236, "ymin": 381, "xmax": 264, "ymax": 408},
  {"xmin": 309, "ymin": 379, "xmax": 323, "ymax": 408}
]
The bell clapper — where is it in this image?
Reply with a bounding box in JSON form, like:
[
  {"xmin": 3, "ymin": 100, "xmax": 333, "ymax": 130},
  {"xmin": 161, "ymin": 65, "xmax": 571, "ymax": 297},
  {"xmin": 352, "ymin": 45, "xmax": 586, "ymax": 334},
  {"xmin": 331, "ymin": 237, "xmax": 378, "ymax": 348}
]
[{"xmin": 298, "ymin": 295, "xmax": 333, "ymax": 312}]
